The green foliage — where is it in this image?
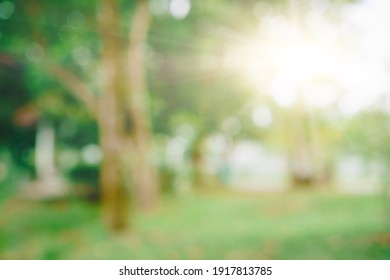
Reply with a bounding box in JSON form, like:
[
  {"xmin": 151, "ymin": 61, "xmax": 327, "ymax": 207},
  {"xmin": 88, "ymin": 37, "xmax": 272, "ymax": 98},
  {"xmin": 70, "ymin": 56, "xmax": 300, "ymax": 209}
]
[{"xmin": 343, "ymin": 109, "xmax": 390, "ymax": 161}]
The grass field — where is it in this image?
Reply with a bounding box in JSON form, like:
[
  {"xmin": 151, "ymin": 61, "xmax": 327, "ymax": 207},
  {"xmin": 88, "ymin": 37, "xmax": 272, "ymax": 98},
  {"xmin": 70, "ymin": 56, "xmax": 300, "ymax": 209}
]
[{"xmin": 0, "ymin": 191, "xmax": 389, "ymax": 259}]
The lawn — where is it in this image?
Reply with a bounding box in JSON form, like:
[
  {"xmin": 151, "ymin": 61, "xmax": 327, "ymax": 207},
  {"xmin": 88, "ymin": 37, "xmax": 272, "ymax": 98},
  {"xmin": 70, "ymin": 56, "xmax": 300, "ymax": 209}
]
[{"xmin": 0, "ymin": 190, "xmax": 389, "ymax": 259}]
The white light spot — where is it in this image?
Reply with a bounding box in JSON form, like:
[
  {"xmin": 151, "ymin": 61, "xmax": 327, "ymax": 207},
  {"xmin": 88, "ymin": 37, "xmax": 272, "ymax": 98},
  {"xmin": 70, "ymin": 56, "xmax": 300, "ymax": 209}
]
[
  {"xmin": 73, "ymin": 46, "xmax": 91, "ymax": 67},
  {"xmin": 81, "ymin": 144, "xmax": 102, "ymax": 165},
  {"xmin": 166, "ymin": 137, "xmax": 186, "ymax": 166},
  {"xmin": 269, "ymin": 76, "xmax": 296, "ymax": 108},
  {"xmin": 252, "ymin": 106, "xmax": 273, "ymax": 128},
  {"xmin": 169, "ymin": 0, "xmax": 191, "ymax": 20}
]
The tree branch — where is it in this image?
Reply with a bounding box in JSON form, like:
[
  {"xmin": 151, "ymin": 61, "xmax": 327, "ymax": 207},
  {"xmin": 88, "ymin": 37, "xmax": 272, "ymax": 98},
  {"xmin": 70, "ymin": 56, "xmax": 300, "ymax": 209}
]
[
  {"xmin": 43, "ymin": 60, "xmax": 98, "ymax": 117},
  {"xmin": 20, "ymin": 1, "xmax": 98, "ymax": 118},
  {"xmin": 126, "ymin": 0, "xmax": 152, "ymax": 133}
]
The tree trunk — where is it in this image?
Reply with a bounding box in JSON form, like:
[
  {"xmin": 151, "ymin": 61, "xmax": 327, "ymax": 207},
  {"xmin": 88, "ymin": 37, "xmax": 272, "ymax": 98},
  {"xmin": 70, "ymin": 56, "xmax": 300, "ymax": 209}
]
[
  {"xmin": 97, "ymin": 0, "xmax": 158, "ymax": 226},
  {"xmin": 97, "ymin": 53, "xmax": 129, "ymax": 230},
  {"xmin": 39, "ymin": 0, "xmax": 158, "ymax": 230},
  {"xmin": 98, "ymin": 113, "xmax": 129, "ymax": 231},
  {"xmin": 126, "ymin": 0, "xmax": 159, "ymax": 210},
  {"xmin": 284, "ymin": 92, "xmax": 315, "ymax": 188},
  {"xmin": 190, "ymin": 136, "xmax": 207, "ymax": 191},
  {"xmin": 98, "ymin": 0, "xmax": 129, "ymax": 230}
]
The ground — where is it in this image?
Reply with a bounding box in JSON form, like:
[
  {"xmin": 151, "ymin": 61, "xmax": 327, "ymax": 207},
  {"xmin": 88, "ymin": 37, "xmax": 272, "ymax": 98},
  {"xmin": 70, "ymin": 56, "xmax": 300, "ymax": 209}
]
[{"xmin": 0, "ymin": 190, "xmax": 389, "ymax": 259}]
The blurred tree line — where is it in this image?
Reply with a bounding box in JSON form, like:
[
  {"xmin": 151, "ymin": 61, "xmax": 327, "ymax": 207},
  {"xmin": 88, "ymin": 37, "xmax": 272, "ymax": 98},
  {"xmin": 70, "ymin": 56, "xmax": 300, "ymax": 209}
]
[
  {"xmin": 1, "ymin": 0, "xmax": 388, "ymax": 233},
  {"xmin": 0, "ymin": 0, "xmax": 271, "ymax": 232}
]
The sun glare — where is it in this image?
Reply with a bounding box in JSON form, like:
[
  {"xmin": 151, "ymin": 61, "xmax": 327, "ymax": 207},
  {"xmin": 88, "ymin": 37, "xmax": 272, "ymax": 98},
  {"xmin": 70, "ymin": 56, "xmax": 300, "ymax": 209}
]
[
  {"xmin": 224, "ymin": 0, "xmax": 390, "ymax": 114},
  {"xmin": 226, "ymin": 29, "xmax": 342, "ymax": 109}
]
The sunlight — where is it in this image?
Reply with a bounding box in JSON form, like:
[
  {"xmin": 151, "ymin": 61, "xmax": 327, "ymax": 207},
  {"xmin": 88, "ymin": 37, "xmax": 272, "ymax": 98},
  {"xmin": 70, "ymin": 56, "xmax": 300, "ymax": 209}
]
[
  {"xmin": 224, "ymin": 18, "xmax": 343, "ymax": 108},
  {"xmin": 272, "ymin": 43, "xmax": 334, "ymax": 84},
  {"xmin": 228, "ymin": 30, "xmax": 342, "ymax": 108},
  {"xmin": 224, "ymin": 0, "xmax": 390, "ymax": 113}
]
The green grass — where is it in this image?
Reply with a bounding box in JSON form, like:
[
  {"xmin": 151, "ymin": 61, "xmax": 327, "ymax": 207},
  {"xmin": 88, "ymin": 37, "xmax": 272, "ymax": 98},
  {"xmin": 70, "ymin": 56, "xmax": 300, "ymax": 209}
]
[{"xmin": 0, "ymin": 191, "xmax": 389, "ymax": 259}]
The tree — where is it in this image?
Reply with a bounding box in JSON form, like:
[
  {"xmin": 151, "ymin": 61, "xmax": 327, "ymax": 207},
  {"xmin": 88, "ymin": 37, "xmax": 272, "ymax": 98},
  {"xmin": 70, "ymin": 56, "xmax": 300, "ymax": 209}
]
[
  {"xmin": 145, "ymin": 0, "xmax": 264, "ymax": 190},
  {"xmin": 4, "ymin": 0, "xmax": 159, "ymax": 231}
]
